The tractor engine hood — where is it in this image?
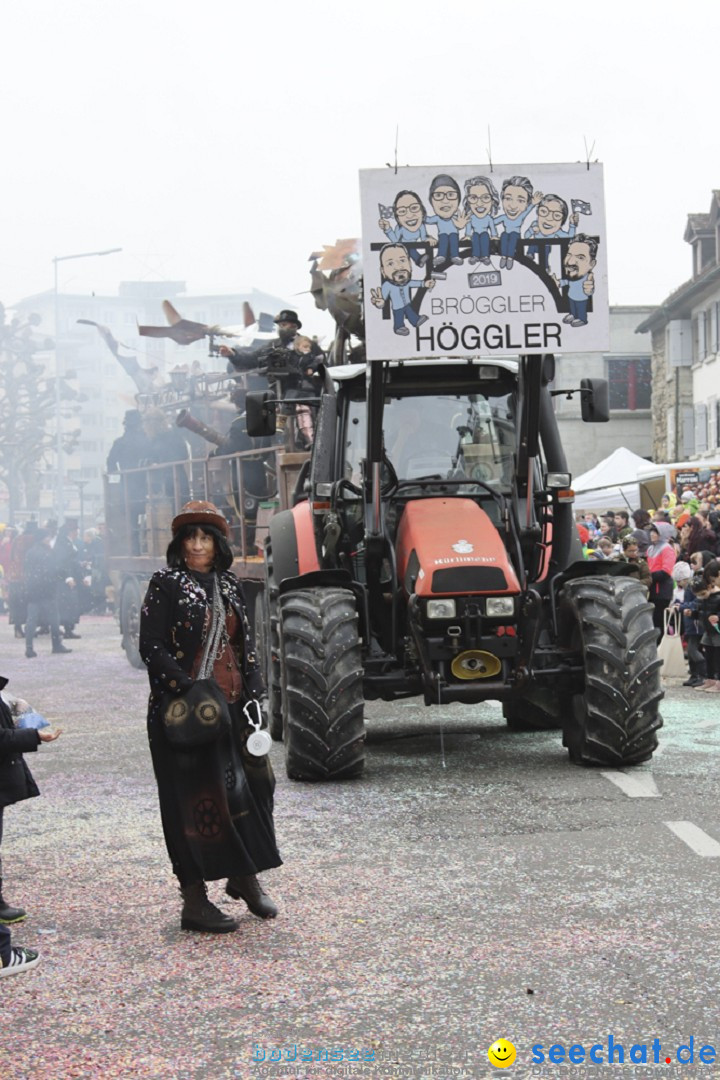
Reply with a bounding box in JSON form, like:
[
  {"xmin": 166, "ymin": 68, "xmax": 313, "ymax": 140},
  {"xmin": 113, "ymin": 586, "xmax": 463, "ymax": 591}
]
[{"xmin": 395, "ymin": 499, "xmax": 521, "ymax": 597}]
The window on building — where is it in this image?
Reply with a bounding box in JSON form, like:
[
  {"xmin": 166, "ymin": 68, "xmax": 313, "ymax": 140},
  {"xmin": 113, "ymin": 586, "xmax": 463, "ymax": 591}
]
[
  {"xmin": 696, "ymin": 310, "xmax": 709, "ymax": 360},
  {"xmin": 700, "ymin": 236, "xmax": 716, "ymax": 271},
  {"xmin": 695, "ymin": 403, "xmax": 708, "ymax": 453},
  {"xmin": 606, "ymin": 356, "xmax": 652, "ymax": 410}
]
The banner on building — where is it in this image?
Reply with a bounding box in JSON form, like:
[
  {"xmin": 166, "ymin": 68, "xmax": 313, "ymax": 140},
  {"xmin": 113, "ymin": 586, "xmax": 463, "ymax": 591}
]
[{"xmin": 360, "ymin": 163, "xmax": 609, "ymax": 361}]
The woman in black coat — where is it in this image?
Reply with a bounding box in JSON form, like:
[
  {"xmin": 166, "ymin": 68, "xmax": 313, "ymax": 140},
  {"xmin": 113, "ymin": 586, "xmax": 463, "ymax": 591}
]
[{"xmin": 139, "ymin": 501, "xmax": 281, "ymax": 934}]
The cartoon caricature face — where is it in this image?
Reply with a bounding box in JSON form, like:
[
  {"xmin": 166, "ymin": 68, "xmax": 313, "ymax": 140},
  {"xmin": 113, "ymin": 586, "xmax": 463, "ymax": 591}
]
[
  {"xmin": 563, "ymin": 240, "xmax": 596, "ymax": 280},
  {"xmin": 380, "ymin": 245, "xmax": 413, "ymax": 286},
  {"xmin": 501, "ymin": 184, "xmax": 530, "ymax": 219},
  {"xmin": 430, "ymin": 184, "xmax": 460, "ymax": 220},
  {"xmin": 467, "ymin": 182, "xmax": 494, "ymax": 218},
  {"xmin": 394, "ymin": 192, "xmax": 424, "ymax": 231},
  {"xmin": 536, "ymin": 196, "xmax": 568, "ymax": 236}
]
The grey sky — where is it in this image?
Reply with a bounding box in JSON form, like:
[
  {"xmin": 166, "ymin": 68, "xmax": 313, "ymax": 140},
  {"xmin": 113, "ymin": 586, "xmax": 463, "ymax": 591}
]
[{"xmin": 3, "ymin": 0, "xmax": 719, "ymax": 331}]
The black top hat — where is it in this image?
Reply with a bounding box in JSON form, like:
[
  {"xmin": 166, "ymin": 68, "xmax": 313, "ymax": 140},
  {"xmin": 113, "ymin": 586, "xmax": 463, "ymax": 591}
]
[{"xmin": 274, "ymin": 309, "xmax": 302, "ymax": 328}]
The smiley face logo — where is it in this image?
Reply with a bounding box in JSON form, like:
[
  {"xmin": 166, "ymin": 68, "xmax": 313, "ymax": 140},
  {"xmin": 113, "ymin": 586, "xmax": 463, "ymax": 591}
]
[{"xmin": 488, "ymin": 1039, "xmax": 516, "ymax": 1068}]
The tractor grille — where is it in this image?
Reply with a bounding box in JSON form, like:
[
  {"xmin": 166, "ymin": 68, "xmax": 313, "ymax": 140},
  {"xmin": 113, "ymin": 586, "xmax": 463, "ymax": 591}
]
[{"xmin": 431, "ymin": 566, "xmax": 508, "ymax": 593}]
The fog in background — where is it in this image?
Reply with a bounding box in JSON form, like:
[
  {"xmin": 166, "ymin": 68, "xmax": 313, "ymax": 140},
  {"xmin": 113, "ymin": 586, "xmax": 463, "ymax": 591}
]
[{"xmin": 2, "ymin": 0, "xmax": 719, "ymax": 328}]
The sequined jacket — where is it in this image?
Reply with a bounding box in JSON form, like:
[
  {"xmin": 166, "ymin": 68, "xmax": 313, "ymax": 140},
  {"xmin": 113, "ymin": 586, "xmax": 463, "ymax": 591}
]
[{"xmin": 139, "ymin": 566, "xmax": 264, "ymax": 719}]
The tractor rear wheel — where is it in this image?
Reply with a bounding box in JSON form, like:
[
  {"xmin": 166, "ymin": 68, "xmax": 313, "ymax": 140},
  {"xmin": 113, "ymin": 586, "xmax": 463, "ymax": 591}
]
[
  {"xmin": 279, "ymin": 587, "xmax": 365, "ymax": 781},
  {"xmin": 559, "ymin": 575, "xmax": 663, "ymax": 766}
]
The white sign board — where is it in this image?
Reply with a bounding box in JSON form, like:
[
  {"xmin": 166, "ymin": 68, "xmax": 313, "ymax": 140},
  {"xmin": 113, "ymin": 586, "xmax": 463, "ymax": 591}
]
[{"xmin": 360, "ymin": 163, "xmax": 608, "ymax": 361}]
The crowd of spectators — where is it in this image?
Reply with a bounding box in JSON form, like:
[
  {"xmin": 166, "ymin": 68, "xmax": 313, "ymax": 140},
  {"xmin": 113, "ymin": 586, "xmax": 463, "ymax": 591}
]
[
  {"xmin": 576, "ymin": 490, "xmax": 720, "ymax": 689},
  {"xmin": 0, "ymin": 517, "xmax": 110, "ymax": 658}
]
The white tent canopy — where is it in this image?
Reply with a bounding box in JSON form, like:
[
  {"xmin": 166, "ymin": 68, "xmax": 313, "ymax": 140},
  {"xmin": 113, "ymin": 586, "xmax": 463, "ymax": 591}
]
[{"xmin": 572, "ymin": 447, "xmax": 651, "ymax": 511}]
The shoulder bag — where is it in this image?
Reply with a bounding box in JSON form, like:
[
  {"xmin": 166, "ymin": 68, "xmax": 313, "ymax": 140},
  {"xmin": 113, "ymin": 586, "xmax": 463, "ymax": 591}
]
[{"xmin": 161, "ymin": 574, "xmax": 231, "ymax": 748}]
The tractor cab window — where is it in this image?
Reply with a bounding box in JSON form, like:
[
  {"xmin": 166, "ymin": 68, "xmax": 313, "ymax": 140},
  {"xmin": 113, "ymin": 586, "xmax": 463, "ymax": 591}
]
[
  {"xmin": 342, "ymin": 391, "xmax": 516, "ymax": 489},
  {"xmin": 383, "ymin": 393, "xmax": 515, "ymax": 487}
]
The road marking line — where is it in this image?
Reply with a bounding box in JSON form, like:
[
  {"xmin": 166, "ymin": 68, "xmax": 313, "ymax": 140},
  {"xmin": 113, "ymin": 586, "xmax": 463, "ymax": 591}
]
[
  {"xmin": 665, "ymin": 821, "xmax": 720, "ymax": 857},
  {"xmin": 600, "ymin": 771, "xmax": 660, "ymax": 798}
]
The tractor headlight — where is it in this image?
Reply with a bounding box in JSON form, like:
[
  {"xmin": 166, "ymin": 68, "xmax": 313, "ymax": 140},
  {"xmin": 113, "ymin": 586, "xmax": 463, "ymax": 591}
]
[
  {"xmin": 485, "ymin": 597, "xmax": 515, "ymax": 617},
  {"xmin": 427, "ymin": 599, "xmax": 457, "ymax": 619}
]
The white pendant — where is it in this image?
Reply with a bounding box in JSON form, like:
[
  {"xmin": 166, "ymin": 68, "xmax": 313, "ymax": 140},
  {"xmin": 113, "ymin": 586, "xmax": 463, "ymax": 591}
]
[{"xmin": 247, "ymin": 729, "xmax": 272, "ymax": 756}]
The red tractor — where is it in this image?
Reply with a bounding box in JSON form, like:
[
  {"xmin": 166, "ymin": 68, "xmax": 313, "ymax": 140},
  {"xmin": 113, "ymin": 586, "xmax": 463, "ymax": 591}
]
[{"xmin": 247, "ymin": 350, "xmax": 663, "ymax": 781}]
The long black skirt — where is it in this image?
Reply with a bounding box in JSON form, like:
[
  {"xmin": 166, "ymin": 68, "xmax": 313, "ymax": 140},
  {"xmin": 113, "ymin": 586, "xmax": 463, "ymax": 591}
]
[{"xmin": 148, "ymin": 699, "xmax": 282, "ymax": 886}]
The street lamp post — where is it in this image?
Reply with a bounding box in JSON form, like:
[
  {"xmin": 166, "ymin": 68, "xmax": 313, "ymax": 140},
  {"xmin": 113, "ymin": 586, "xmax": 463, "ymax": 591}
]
[{"xmin": 52, "ymin": 247, "xmax": 122, "ymax": 519}]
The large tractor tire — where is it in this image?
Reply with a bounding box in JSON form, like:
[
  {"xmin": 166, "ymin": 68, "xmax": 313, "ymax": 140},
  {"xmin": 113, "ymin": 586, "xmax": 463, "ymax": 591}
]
[
  {"xmin": 255, "ymin": 589, "xmax": 283, "ymax": 741},
  {"xmin": 120, "ymin": 578, "xmax": 145, "ymax": 670},
  {"xmin": 279, "ymin": 587, "xmax": 365, "ymax": 781},
  {"xmin": 559, "ymin": 575, "xmax": 663, "ymax": 766}
]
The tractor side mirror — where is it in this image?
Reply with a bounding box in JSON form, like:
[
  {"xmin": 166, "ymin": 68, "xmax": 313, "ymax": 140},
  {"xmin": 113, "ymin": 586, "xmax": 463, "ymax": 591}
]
[
  {"xmin": 580, "ymin": 378, "xmax": 610, "ymax": 423},
  {"xmin": 245, "ymin": 390, "xmax": 277, "ymax": 437}
]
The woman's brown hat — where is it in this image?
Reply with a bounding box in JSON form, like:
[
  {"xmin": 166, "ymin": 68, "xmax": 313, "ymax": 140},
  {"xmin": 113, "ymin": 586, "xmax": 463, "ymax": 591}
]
[{"xmin": 171, "ymin": 500, "xmax": 229, "ymax": 537}]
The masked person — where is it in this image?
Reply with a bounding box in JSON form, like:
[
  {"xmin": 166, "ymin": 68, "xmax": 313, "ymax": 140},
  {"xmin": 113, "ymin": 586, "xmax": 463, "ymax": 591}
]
[
  {"xmin": 106, "ymin": 410, "xmax": 151, "ymax": 555},
  {"xmin": 52, "ymin": 518, "xmax": 84, "ymax": 640},
  {"xmin": 139, "ymin": 501, "xmax": 281, "ymax": 933},
  {"xmin": 23, "ymin": 530, "xmax": 72, "ymax": 658}
]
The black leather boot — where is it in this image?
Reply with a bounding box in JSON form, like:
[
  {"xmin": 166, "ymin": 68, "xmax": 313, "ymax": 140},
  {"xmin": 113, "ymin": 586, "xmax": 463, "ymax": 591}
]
[
  {"xmin": 0, "ymin": 881, "xmax": 27, "ymax": 924},
  {"xmin": 180, "ymin": 881, "xmax": 238, "ymax": 933},
  {"xmin": 225, "ymin": 875, "xmax": 278, "ymax": 919}
]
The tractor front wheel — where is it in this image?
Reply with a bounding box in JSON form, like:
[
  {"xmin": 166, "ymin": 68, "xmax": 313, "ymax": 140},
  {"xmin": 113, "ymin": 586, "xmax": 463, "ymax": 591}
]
[
  {"xmin": 279, "ymin": 587, "xmax": 365, "ymax": 781},
  {"xmin": 559, "ymin": 575, "xmax": 663, "ymax": 766}
]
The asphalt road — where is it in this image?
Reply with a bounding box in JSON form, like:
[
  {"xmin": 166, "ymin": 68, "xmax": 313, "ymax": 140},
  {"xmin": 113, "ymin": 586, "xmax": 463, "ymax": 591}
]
[{"xmin": 1, "ymin": 615, "xmax": 719, "ymax": 1080}]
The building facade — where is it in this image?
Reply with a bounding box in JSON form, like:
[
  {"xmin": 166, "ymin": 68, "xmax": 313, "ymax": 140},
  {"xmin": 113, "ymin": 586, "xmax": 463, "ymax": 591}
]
[{"xmin": 637, "ymin": 191, "xmax": 720, "ymax": 464}]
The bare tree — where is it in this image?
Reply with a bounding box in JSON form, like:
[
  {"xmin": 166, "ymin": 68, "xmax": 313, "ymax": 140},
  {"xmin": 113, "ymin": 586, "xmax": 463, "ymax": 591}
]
[{"xmin": 0, "ymin": 304, "xmax": 81, "ymax": 520}]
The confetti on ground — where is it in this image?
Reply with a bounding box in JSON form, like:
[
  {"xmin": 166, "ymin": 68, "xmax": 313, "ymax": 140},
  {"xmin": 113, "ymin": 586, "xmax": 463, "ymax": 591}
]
[{"xmin": 1, "ymin": 616, "xmax": 719, "ymax": 1079}]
